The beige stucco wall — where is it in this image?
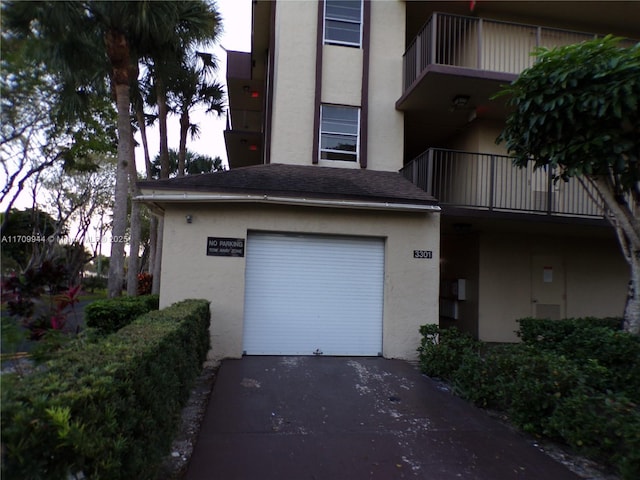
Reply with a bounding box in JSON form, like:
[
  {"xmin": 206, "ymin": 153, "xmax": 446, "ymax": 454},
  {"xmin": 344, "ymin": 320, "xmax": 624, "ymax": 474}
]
[
  {"xmin": 365, "ymin": 0, "xmax": 405, "ymax": 172},
  {"xmin": 477, "ymin": 230, "xmax": 627, "ymax": 342},
  {"xmin": 322, "ymin": 45, "xmax": 362, "ymax": 105},
  {"xmin": 269, "ymin": 1, "xmax": 318, "ymax": 165},
  {"xmin": 157, "ymin": 202, "xmax": 440, "ymax": 361},
  {"xmin": 269, "ymin": 1, "xmax": 405, "ymax": 172}
]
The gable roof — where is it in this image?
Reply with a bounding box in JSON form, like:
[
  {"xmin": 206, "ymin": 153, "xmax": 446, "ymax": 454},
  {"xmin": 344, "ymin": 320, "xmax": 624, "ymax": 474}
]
[{"xmin": 137, "ymin": 164, "xmax": 439, "ymax": 211}]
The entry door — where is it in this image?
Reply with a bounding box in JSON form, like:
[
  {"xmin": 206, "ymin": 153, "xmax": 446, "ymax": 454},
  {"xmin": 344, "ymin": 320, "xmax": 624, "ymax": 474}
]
[
  {"xmin": 531, "ymin": 255, "xmax": 565, "ymax": 319},
  {"xmin": 243, "ymin": 232, "xmax": 384, "ymax": 356}
]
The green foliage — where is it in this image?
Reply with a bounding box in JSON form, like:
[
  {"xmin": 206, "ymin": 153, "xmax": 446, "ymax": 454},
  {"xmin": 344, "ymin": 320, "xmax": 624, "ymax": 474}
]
[
  {"xmin": 80, "ymin": 275, "xmax": 108, "ymax": 293},
  {"xmin": 497, "ymin": 36, "xmax": 640, "ymax": 192},
  {"xmin": 84, "ymin": 294, "xmax": 160, "ymax": 334},
  {"xmin": 1, "ymin": 299, "xmax": 211, "ymax": 480},
  {"xmin": 518, "ymin": 318, "xmax": 640, "ymax": 397},
  {"xmin": 418, "ymin": 320, "xmax": 640, "ymax": 478},
  {"xmin": 150, "ymin": 149, "xmax": 224, "ymax": 179},
  {"xmin": 517, "ymin": 317, "xmax": 622, "ymax": 343},
  {"xmin": 0, "ymin": 209, "xmax": 58, "ymax": 269},
  {"xmin": 548, "ymin": 391, "xmax": 640, "ymax": 476},
  {"xmin": 417, "ymin": 324, "xmax": 480, "ymax": 379}
]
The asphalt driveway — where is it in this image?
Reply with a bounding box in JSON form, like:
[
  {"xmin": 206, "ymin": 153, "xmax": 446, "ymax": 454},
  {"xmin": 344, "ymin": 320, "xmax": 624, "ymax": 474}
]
[{"xmin": 184, "ymin": 356, "xmax": 580, "ymax": 480}]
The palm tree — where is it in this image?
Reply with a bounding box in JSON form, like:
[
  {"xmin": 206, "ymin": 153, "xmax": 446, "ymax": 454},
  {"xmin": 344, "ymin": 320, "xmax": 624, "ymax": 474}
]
[
  {"xmin": 138, "ymin": 1, "xmax": 222, "ymax": 294},
  {"xmin": 2, "ymin": 1, "xmax": 132, "ymax": 297},
  {"xmin": 4, "ymin": 1, "xmax": 223, "ymax": 297},
  {"xmin": 171, "ymin": 53, "xmax": 225, "ymax": 177}
]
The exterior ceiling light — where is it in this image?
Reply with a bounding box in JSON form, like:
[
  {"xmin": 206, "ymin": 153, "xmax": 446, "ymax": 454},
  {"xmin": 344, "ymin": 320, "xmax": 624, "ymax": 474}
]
[{"xmin": 452, "ymin": 95, "xmax": 470, "ymax": 108}]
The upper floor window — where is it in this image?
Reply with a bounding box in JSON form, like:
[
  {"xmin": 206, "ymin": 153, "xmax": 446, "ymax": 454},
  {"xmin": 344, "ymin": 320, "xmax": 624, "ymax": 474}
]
[
  {"xmin": 320, "ymin": 104, "xmax": 360, "ymax": 162},
  {"xmin": 324, "ymin": 0, "xmax": 363, "ymax": 47}
]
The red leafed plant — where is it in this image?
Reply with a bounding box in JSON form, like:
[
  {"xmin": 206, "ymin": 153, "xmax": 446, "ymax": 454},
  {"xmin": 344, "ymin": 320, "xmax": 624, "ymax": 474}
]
[
  {"xmin": 137, "ymin": 273, "xmax": 152, "ymax": 296},
  {"xmin": 1, "ymin": 262, "xmax": 83, "ymax": 340}
]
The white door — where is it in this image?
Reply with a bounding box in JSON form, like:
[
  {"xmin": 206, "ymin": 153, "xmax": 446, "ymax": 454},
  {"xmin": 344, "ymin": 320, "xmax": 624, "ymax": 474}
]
[
  {"xmin": 243, "ymin": 232, "xmax": 384, "ymax": 355},
  {"xmin": 531, "ymin": 255, "xmax": 566, "ymax": 319}
]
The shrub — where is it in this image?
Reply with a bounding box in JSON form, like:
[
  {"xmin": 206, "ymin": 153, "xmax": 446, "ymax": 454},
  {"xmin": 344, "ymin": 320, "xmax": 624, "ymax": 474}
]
[
  {"xmin": 517, "ymin": 317, "xmax": 622, "ymax": 344},
  {"xmin": 1, "ymin": 299, "xmax": 211, "ymax": 480},
  {"xmin": 548, "ymin": 392, "xmax": 640, "ymax": 480},
  {"xmin": 84, "ymin": 294, "xmax": 160, "ymax": 334},
  {"xmin": 417, "ymin": 324, "xmax": 480, "ymax": 380},
  {"xmin": 420, "ymin": 318, "xmax": 640, "ymax": 478},
  {"xmin": 452, "ymin": 344, "xmax": 527, "ymax": 410},
  {"xmin": 517, "ymin": 318, "xmax": 640, "ymax": 397}
]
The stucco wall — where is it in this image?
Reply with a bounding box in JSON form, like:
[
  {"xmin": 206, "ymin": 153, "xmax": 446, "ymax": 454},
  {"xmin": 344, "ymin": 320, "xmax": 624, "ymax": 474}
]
[
  {"xmin": 477, "ymin": 231, "xmax": 627, "ymax": 342},
  {"xmin": 270, "ymin": 1, "xmax": 318, "ymax": 165},
  {"xmin": 269, "ymin": 0, "xmax": 405, "ymax": 172},
  {"xmin": 158, "ymin": 203, "xmax": 440, "ymax": 361},
  {"xmin": 365, "ymin": 0, "xmax": 405, "ymax": 172}
]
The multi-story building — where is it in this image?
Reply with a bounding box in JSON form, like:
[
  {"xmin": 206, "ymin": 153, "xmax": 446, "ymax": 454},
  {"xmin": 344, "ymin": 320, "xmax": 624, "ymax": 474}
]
[{"xmin": 139, "ymin": 1, "xmax": 637, "ymax": 360}]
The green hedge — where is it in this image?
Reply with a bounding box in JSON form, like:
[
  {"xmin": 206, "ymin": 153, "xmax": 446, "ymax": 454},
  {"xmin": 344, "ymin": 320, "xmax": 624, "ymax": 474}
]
[
  {"xmin": 517, "ymin": 317, "xmax": 623, "ymax": 342},
  {"xmin": 1, "ymin": 299, "xmax": 210, "ymax": 480},
  {"xmin": 84, "ymin": 294, "xmax": 160, "ymax": 334},
  {"xmin": 418, "ymin": 320, "xmax": 640, "ymax": 479}
]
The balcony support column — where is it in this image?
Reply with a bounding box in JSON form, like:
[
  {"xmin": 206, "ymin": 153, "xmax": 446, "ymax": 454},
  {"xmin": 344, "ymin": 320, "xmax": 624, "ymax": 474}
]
[
  {"xmin": 477, "ymin": 18, "xmax": 483, "ymax": 70},
  {"xmin": 426, "ymin": 148, "xmax": 434, "ymax": 197},
  {"xmin": 489, "ymin": 154, "xmax": 495, "ymax": 211},
  {"xmin": 547, "ymin": 168, "xmax": 554, "ymax": 215},
  {"xmin": 430, "ymin": 13, "xmax": 437, "ymax": 64}
]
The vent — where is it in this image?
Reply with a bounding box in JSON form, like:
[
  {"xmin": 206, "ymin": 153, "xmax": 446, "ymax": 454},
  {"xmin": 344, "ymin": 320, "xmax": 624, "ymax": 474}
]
[{"xmin": 536, "ymin": 304, "xmax": 561, "ymax": 320}]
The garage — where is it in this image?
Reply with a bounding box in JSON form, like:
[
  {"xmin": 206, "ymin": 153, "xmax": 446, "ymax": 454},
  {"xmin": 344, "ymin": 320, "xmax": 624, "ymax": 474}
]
[{"xmin": 243, "ymin": 232, "xmax": 384, "ymax": 356}]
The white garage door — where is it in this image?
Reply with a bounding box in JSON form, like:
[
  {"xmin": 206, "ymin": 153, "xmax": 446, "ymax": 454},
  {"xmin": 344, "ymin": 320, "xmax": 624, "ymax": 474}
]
[{"xmin": 243, "ymin": 232, "xmax": 384, "ymax": 356}]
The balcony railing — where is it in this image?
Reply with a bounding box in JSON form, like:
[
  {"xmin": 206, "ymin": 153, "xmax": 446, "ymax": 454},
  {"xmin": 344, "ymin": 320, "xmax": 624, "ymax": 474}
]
[
  {"xmin": 401, "ymin": 148, "xmax": 606, "ymax": 218},
  {"xmin": 403, "ymin": 12, "xmax": 637, "ymax": 91}
]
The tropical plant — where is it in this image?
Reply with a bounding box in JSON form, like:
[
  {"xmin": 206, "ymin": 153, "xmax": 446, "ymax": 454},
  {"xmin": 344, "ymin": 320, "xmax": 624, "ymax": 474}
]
[
  {"xmin": 496, "ymin": 37, "xmax": 640, "ymax": 333},
  {"xmin": 150, "ymin": 149, "xmax": 224, "ymax": 179}
]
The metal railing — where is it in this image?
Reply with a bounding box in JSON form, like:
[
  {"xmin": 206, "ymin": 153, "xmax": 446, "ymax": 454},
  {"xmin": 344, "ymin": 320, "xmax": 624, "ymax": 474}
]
[
  {"xmin": 401, "ymin": 148, "xmax": 606, "ymax": 218},
  {"xmin": 403, "ymin": 12, "xmax": 637, "ymax": 91}
]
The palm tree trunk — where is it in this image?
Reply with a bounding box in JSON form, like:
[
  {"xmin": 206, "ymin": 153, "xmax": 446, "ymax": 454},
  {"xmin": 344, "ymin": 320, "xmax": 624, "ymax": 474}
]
[
  {"xmin": 105, "ymin": 28, "xmax": 133, "ymax": 298},
  {"xmin": 151, "ymin": 216, "xmax": 163, "ymax": 295},
  {"xmin": 157, "ymin": 79, "xmax": 170, "ymax": 179},
  {"xmin": 127, "ymin": 128, "xmax": 141, "ymax": 296},
  {"xmin": 151, "ymin": 77, "xmax": 170, "ymax": 295},
  {"xmin": 134, "ymin": 99, "xmax": 157, "ymax": 277},
  {"xmin": 178, "ymin": 110, "xmax": 189, "ymax": 177},
  {"xmin": 107, "ymin": 81, "xmax": 132, "ymax": 298},
  {"xmin": 135, "ymin": 103, "xmax": 153, "ymax": 180}
]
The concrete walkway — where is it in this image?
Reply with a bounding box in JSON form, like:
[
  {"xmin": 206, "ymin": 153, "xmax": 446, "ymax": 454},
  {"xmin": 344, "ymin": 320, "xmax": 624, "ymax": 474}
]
[{"xmin": 185, "ymin": 356, "xmax": 580, "ymax": 480}]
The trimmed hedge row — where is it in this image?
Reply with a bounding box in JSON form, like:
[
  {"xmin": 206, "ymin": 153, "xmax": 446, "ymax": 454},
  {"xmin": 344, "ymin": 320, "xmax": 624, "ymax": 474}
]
[
  {"xmin": 418, "ymin": 319, "xmax": 640, "ymax": 479},
  {"xmin": 1, "ymin": 299, "xmax": 211, "ymax": 480},
  {"xmin": 84, "ymin": 294, "xmax": 160, "ymax": 333}
]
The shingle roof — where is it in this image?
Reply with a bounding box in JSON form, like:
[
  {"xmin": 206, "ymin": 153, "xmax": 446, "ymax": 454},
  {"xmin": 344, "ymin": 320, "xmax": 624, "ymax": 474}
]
[{"xmin": 137, "ymin": 163, "xmax": 437, "ymax": 206}]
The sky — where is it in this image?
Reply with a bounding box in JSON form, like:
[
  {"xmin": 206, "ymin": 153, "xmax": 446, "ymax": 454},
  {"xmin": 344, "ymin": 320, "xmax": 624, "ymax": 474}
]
[{"xmin": 137, "ymin": 0, "xmax": 252, "ymax": 168}]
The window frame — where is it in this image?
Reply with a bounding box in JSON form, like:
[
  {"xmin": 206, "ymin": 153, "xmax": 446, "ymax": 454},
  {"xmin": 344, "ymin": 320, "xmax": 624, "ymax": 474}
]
[
  {"xmin": 319, "ymin": 104, "xmax": 360, "ymax": 163},
  {"xmin": 323, "ymin": 0, "xmax": 363, "ymax": 48}
]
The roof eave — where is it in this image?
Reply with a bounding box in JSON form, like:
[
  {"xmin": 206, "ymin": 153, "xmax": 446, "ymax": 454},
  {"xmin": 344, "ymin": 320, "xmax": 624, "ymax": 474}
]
[{"xmin": 134, "ymin": 192, "xmax": 440, "ymax": 213}]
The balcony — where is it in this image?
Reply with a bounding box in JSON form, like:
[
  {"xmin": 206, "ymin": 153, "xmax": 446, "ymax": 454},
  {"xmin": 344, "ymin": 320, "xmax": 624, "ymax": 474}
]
[
  {"xmin": 397, "ymin": 12, "xmax": 637, "ymax": 115},
  {"xmin": 400, "ymin": 148, "xmax": 606, "ymax": 219},
  {"xmin": 224, "ymin": 51, "xmax": 265, "ymax": 169}
]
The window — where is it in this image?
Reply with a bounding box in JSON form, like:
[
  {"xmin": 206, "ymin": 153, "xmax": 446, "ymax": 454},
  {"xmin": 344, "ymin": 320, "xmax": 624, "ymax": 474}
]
[
  {"xmin": 324, "ymin": 0, "xmax": 362, "ymax": 47},
  {"xmin": 320, "ymin": 105, "xmax": 360, "ymax": 162}
]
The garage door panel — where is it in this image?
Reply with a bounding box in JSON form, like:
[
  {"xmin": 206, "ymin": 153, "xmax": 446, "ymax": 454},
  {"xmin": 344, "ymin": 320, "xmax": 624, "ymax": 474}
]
[{"xmin": 243, "ymin": 233, "xmax": 384, "ymax": 356}]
